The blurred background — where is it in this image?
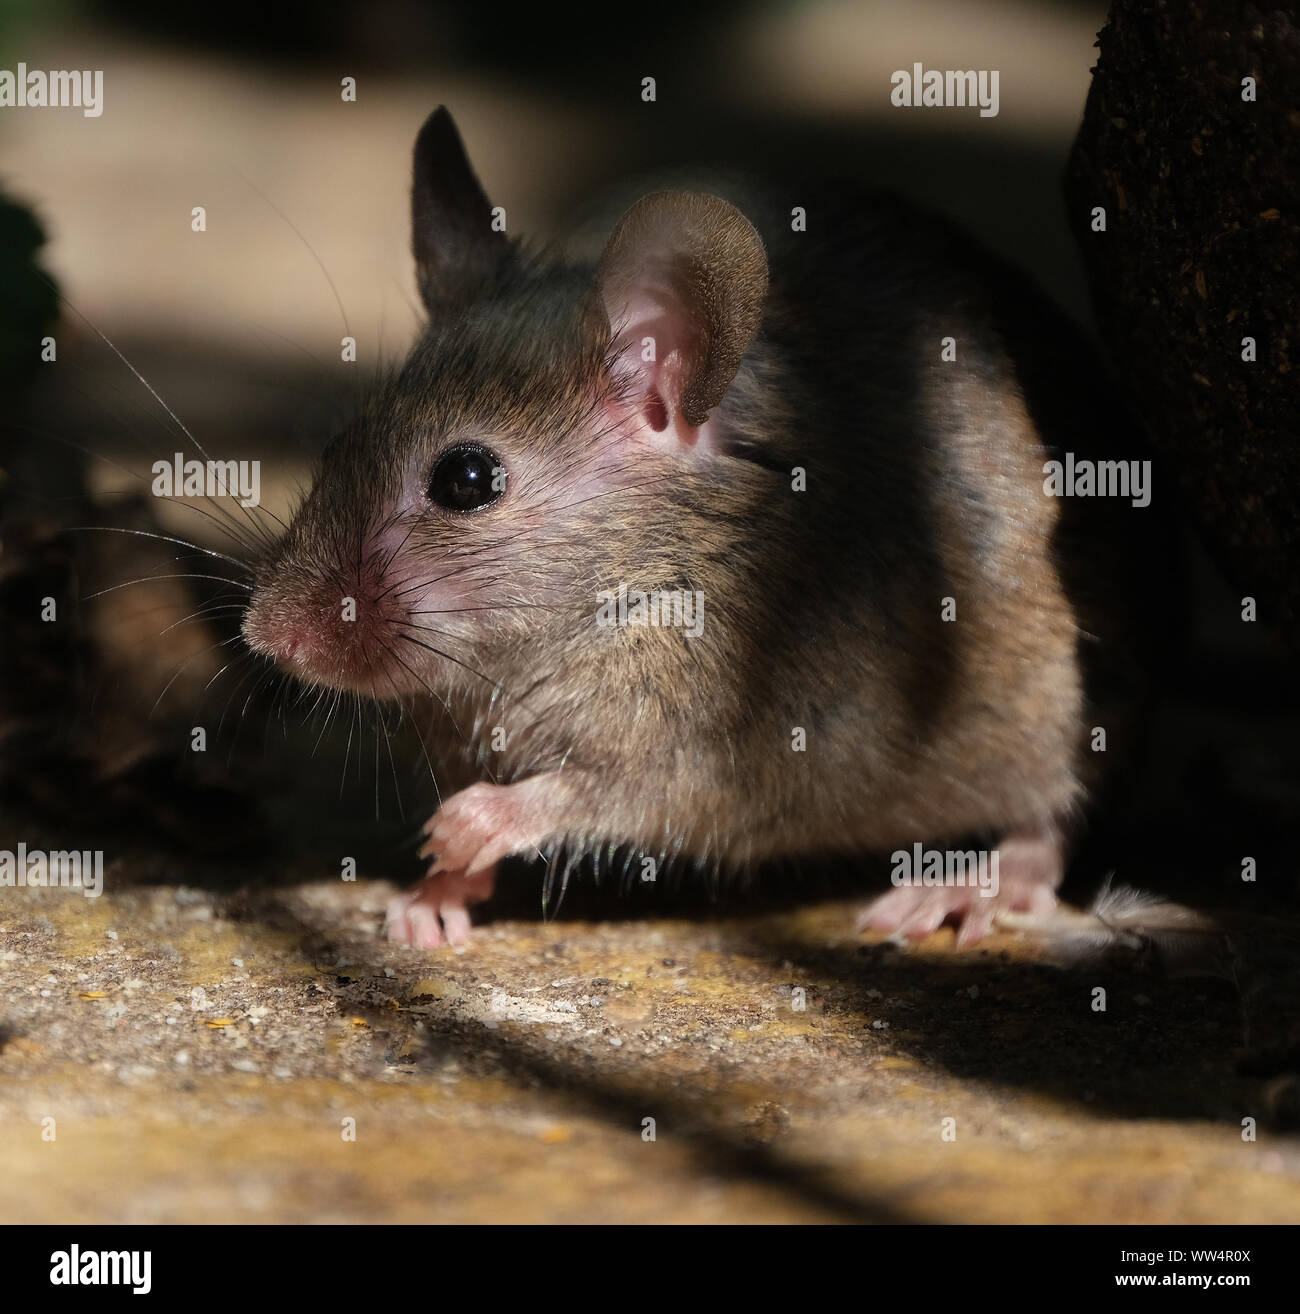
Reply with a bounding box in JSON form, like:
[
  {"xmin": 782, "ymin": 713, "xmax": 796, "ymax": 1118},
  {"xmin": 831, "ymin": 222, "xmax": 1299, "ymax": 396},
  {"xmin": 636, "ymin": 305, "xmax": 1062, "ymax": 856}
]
[{"xmin": 5, "ymin": 0, "xmax": 1110, "ymax": 363}]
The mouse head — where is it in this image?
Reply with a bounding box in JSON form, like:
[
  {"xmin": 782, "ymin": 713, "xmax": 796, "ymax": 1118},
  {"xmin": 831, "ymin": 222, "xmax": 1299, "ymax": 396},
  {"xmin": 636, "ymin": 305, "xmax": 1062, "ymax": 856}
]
[{"xmin": 242, "ymin": 107, "xmax": 770, "ymax": 705}]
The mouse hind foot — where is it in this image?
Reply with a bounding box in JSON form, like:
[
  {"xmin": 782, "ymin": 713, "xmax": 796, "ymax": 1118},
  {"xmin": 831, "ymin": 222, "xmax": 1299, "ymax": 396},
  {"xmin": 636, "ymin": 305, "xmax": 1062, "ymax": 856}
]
[{"xmin": 856, "ymin": 823, "xmax": 1065, "ymax": 947}]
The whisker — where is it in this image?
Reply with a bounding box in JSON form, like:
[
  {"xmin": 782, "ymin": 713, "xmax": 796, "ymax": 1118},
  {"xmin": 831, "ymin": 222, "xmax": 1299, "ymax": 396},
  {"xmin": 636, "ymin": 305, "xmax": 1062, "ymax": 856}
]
[
  {"xmin": 7, "ymin": 420, "xmax": 267, "ymax": 558},
  {"xmin": 85, "ymin": 573, "xmax": 252, "ymax": 600},
  {"xmin": 66, "ymin": 524, "xmax": 252, "ymax": 573},
  {"xmin": 39, "ymin": 277, "xmax": 279, "ymax": 554},
  {"xmin": 381, "ymin": 640, "xmax": 478, "ymax": 779},
  {"xmin": 150, "ymin": 634, "xmax": 243, "ymax": 715},
  {"xmin": 230, "ymin": 165, "xmax": 352, "ymax": 342}
]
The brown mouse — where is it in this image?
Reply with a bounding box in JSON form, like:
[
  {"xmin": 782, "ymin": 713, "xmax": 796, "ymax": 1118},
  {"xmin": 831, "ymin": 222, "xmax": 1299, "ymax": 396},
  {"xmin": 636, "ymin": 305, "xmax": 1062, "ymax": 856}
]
[{"xmin": 241, "ymin": 106, "xmax": 1159, "ymax": 948}]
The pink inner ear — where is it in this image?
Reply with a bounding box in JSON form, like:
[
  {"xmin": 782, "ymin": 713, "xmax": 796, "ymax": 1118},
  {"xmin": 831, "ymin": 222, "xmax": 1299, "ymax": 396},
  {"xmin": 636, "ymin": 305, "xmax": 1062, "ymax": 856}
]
[
  {"xmin": 601, "ymin": 275, "xmax": 723, "ymax": 453},
  {"xmin": 605, "ymin": 306, "xmax": 702, "ymax": 447},
  {"xmin": 605, "ymin": 268, "xmax": 687, "ymax": 398},
  {"xmin": 643, "ymin": 391, "xmax": 668, "ymax": 433}
]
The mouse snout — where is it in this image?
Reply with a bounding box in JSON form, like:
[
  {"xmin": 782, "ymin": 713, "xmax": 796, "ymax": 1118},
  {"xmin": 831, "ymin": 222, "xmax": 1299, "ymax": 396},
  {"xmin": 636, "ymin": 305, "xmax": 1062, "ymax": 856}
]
[
  {"xmin": 240, "ymin": 599, "xmax": 303, "ymax": 663},
  {"xmin": 241, "ymin": 587, "xmax": 314, "ymax": 669},
  {"xmin": 242, "ymin": 571, "xmax": 408, "ymax": 692}
]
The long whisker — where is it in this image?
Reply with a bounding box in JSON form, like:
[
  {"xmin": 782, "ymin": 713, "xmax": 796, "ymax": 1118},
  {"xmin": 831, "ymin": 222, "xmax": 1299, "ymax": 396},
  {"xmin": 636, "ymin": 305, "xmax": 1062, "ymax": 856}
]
[
  {"xmin": 230, "ymin": 165, "xmax": 352, "ymax": 342},
  {"xmin": 392, "ymin": 626, "xmax": 505, "ymax": 695},
  {"xmin": 374, "ymin": 684, "xmax": 404, "ymax": 821},
  {"xmin": 10, "ymin": 421, "xmax": 270, "ymax": 560},
  {"xmin": 85, "ymin": 573, "xmax": 252, "ymax": 600},
  {"xmin": 65, "ymin": 525, "xmax": 252, "ymax": 573},
  {"xmin": 39, "ymin": 276, "xmax": 279, "ymax": 555},
  {"xmin": 376, "ymin": 641, "xmax": 443, "ymax": 809},
  {"xmin": 157, "ymin": 602, "xmax": 249, "ymax": 638},
  {"xmin": 150, "ymin": 634, "xmax": 244, "ymax": 715}
]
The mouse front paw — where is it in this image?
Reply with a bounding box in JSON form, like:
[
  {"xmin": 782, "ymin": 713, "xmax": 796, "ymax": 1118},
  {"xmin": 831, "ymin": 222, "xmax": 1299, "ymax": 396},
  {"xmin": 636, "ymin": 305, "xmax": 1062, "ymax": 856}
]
[
  {"xmin": 416, "ymin": 780, "xmax": 550, "ymax": 876},
  {"xmin": 386, "ymin": 778, "xmax": 564, "ymax": 948},
  {"xmin": 857, "ymin": 826, "xmax": 1064, "ymax": 947},
  {"xmin": 385, "ymin": 866, "xmax": 497, "ymax": 948}
]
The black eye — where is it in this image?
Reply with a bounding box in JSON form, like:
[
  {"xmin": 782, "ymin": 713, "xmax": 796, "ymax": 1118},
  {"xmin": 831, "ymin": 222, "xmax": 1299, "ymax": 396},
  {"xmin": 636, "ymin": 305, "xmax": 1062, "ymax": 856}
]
[{"xmin": 427, "ymin": 444, "xmax": 505, "ymax": 512}]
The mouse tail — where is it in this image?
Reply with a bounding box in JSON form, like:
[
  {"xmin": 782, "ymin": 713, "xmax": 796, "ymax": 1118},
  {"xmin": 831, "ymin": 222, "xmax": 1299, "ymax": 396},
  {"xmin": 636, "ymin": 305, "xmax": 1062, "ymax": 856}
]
[{"xmin": 997, "ymin": 876, "xmax": 1233, "ymax": 976}]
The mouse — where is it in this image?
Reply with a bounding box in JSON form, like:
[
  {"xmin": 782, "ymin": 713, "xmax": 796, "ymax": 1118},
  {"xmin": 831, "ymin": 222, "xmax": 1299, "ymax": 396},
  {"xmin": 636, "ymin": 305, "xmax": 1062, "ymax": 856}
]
[{"xmin": 241, "ymin": 106, "xmax": 1162, "ymax": 950}]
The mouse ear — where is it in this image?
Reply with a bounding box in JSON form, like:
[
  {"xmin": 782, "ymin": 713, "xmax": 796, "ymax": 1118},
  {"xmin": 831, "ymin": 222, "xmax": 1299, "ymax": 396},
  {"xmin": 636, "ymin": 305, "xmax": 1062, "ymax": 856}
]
[
  {"xmin": 596, "ymin": 191, "xmax": 768, "ymax": 431},
  {"xmin": 411, "ymin": 107, "xmax": 511, "ymax": 318}
]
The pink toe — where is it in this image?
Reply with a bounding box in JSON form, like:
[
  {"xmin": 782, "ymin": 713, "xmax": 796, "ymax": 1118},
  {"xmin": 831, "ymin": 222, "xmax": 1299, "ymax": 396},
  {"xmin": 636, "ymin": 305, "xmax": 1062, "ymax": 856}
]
[
  {"xmin": 901, "ymin": 900, "xmax": 949, "ymax": 940},
  {"xmin": 440, "ymin": 904, "xmax": 473, "ymax": 946},
  {"xmin": 407, "ymin": 902, "xmax": 444, "ymax": 949},
  {"xmin": 857, "ymin": 891, "xmax": 909, "ymax": 933},
  {"xmin": 956, "ymin": 903, "xmax": 996, "ymax": 947},
  {"xmin": 385, "ymin": 896, "xmax": 413, "ymax": 944}
]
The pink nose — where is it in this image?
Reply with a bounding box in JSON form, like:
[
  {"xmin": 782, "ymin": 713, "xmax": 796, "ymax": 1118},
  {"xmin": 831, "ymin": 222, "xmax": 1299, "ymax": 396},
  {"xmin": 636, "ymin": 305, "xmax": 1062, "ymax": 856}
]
[
  {"xmin": 242, "ymin": 586, "xmax": 401, "ymax": 691},
  {"xmin": 264, "ymin": 626, "xmax": 312, "ymax": 667},
  {"xmin": 242, "ymin": 602, "xmax": 308, "ymax": 666}
]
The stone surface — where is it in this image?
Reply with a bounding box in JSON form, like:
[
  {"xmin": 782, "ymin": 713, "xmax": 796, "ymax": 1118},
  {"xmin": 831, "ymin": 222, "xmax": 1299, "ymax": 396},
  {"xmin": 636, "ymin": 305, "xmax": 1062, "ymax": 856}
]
[{"xmin": 3, "ymin": 872, "xmax": 1298, "ymax": 1224}]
